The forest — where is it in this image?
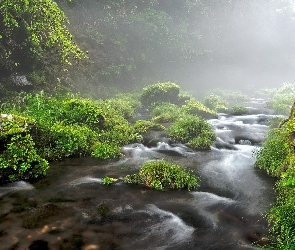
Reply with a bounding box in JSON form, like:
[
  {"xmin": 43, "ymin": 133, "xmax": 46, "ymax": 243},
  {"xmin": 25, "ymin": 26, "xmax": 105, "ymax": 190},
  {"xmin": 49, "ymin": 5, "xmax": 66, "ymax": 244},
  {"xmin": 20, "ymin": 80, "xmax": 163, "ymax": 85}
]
[{"xmin": 1, "ymin": 0, "xmax": 295, "ymax": 249}]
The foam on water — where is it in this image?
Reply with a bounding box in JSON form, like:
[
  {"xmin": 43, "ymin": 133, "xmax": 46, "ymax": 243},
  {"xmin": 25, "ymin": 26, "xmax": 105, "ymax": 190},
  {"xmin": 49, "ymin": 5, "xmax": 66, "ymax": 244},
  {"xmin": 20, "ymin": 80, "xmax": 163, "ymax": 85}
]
[
  {"xmin": 0, "ymin": 181, "xmax": 34, "ymax": 197},
  {"xmin": 136, "ymin": 204, "xmax": 194, "ymax": 247},
  {"xmin": 69, "ymin": 176, "xmax": 102, "ymax": 186},
  {"xmin": 191, "ymin": 191, "xmax": 236, "ymax": 227},
  {"xmin": 152, "ymin": 142, "xmax": 195, "ymax": 156}
]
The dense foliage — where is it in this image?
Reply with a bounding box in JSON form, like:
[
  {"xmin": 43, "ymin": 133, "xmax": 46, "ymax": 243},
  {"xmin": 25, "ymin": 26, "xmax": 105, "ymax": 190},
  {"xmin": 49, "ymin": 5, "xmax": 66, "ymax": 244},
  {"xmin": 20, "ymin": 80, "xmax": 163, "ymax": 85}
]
[
  {"xmin": 123, "ymin": 159, "xmax": 199, "ymax": 191},
  {"xmin": 168, "ymin": 114, "xmax": 216, "ymax": 150},
  {"xmin": 141, "ymin": 82, "xmax": 181, "ymax": 107},
  {"xmin": 0, "ymin": 92, "xmax": 143, "ymax": 164},
  {"xmin": 254, "ymin": 104, "xmax": 295, "ymax": 249},
  {"xmin": 0, "ymin": 0, "xmax": 86, "ymax": 76},
  {"xmin": 0, "ymin": 115, "xmax": 49, "ymax": 182},
  {"xmin": 181, "ymin": 99, "xmax": 217, "ymax": 119},
  {"xmin": 203, "ymin": 94, "xmax": 228, "ymax": 113},
  {"xmin": 151, "ymin": 102, "xmax": 183, "ymax": 123},
  {"xmin": 230, "ymin": 105, "xmax": 250, "ymax": 116},
  {"xmin": 264, "ymin": 83, "xmax": 295, "ymax": 115}
]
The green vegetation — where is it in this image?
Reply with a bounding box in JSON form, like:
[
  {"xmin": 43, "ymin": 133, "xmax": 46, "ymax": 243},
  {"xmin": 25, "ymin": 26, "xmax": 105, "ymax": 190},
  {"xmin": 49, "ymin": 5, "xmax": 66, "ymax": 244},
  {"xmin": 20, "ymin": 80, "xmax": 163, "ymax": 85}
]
[
  {"xmin": 0, "ymin": 0, "xmax": 86, "ymax": 73},
  {"xmin": 123, "ymin": 159, "xmax": 199, "ymax": 191},
  {"xmin": 0, "ymin": 91, "xmax": 145, "ymax": 182},
  {"xmin": 0, "ymin": 82, "xmax": 218, "ymax": 182},
  {"xmin": 0, "ymin": 132, "xmax": 49, "ymax": 182},
  {"xmin": 253, "ymin": 103, "xmax": 295, "ymax": 249},
  {"xmin": 168, "ymin": 114, "xmax": 216, "ymax": 150},
  {"xmin": 151, "ymin": 102, "xmax": 182, "ymax": 123},
  {"xmin": 102, "ymin": 176, "xmax": 117, "ymax": 185},
  {"xmin": 230, "ymin": 105, "xmax": 249, "ymax": 116},
  {"xmin": 181, "ymin": 99, "xmax": 217, "ymax": 119},
  {"xmin": 254, "ymin": 129, "xmax": 289, "ymax": 177},
  {"xmin": 264, "ymin": 83, "xmax": 295, "ymax": 115},
  {"xmin": 141, "ymin": 82, "xmax": 180, "ymax": 107},
  {"xmin": 212, "ymin": 89, "xmax": 249, "ymax": 104},
  {"xmin": 203, "ymin": 94, "xmax": 228, "ymax": 113}
]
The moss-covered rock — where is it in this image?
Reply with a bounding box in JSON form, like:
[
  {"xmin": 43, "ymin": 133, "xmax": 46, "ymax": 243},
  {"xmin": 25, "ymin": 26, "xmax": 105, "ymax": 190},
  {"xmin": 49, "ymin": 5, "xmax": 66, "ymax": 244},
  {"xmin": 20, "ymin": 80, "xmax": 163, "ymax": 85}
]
[
  {"xmin": 61, "ymin": 98, "xmax": 105, "ymax": 130},
  {"xmin": 203, "ymin": 94, "xmax": 228, "ymax": 113},
  {"xmin": 181, "ymin": 100, "xmax": 217, "ymax": 119},
  {"xmin": 0, "ymin": 114, "xmax": 48, "ymax": 182},
  {"xmin": 0, "ymin": 114, "xmax": 35, "ymax": 139},
  {"xmin": 124, "ymin": 159, "xmax": 199, "ymax": 191},
  {"xmin": 167, "ymin": 114, "xmax": 216, "ymax": 150},
  {"xmin": 230, "ymin": 105, "xmax": 249, "ymax": 116},
  {"xmin": 141, "ymin": 82, "xmax": 180, "ymax": 107}
]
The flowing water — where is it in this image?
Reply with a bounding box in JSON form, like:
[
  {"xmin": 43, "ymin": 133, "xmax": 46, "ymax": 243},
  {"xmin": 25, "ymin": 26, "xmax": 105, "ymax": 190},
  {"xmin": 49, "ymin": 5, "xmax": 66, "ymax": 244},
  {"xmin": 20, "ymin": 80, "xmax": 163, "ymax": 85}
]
[{"xmin": 0, "ymin": 99, "xmax": 277, "ymax": 250}]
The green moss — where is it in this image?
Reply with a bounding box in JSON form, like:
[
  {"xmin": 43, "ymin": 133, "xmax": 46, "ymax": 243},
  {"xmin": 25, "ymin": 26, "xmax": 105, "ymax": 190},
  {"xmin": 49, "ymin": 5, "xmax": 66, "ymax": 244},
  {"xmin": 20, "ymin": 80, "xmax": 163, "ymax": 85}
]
[
  {"xmin": 61, "ymin": 98, "xmax": 105, "ymax": 130},
  {"xmin": 167, "ymin": 114, "xmax": 216, "ymax": 150},
  {"xmin": 181, "ymin": 100, "xmax": 217, "ymax": 119},
  {"xmin": 0, "ymin": 134, "xmax": 49, "ymax": 182},
  {"xmin": 0, "ymin": 114, "xmax": 35, "ymax": 138},
  {"xmin": 124, "ymin": 159, "xmax": 199, "ymax": 191},
  {"xmin": 230, "ymin": 105, "xmax": 249, "ymax": 115},
  {"xmin": 151, "ymin": 102, "xmax": 182, "ymax": 123},
  {"xmin": 254, "ymin": 108, "xmax": 295, "ymax": 248},
  {"xmin": 141, "ymin": 82, "xmax": 180, "ymax": 107},
  {"xmin": 203, "ymin": 94, "xmax": 228, "ymax": 112}
]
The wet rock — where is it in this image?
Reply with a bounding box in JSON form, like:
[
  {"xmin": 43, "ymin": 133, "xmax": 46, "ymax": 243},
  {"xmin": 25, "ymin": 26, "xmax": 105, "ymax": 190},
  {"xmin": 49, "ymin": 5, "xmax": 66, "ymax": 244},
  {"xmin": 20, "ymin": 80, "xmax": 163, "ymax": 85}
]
[
  {"xmin": 84, "ymin": 244, "xmax": 100, "ymax": 250},
  {"xmin": 142, "ymin": 130, "xmax": 170, "ymax": 147},
  {"xmin": 213, "ymin": 138, "xmax": 238, "ymax": 150},
  {"xmin": 22, "ymin": 204, "xmax": 62, "ymax": 229},
  {"xmin": 1, "ymin": 235, "xmax": 19, "ymax": 249},
  {"xmin": 55, "ymin": 233, "xmax": 84, "ymax": 250},
  {"xmin": 29, "ymin": 240, "xmax": 49, "ymax": 250}
]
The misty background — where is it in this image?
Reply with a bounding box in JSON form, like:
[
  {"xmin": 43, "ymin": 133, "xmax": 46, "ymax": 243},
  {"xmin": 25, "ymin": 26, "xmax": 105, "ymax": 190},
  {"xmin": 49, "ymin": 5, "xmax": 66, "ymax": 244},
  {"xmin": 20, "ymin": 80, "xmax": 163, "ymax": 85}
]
[{"xmin": 3, "ymin": 0, "xmax": 295, "ymax": 97}]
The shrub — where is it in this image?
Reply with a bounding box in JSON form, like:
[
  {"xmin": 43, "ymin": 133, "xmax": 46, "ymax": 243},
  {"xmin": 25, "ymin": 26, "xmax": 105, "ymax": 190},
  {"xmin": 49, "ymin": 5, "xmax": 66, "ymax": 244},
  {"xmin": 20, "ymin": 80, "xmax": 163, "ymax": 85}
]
[
  {"xmin": 167, "ymin": 114, "xmax": 216, "ymax": 150},
  {"xmin": 42, "ymin": 122, "xmax": 98, "ymax": 160},
  {"xmin": 212, "ymin": 89, "xmax": 249, "ymax": 103},
  {"xmin": 253, "ymin": 102, "xmax": 295, "ymax": 249},
  {"xmin": 253, "ymin": 128, "xmax": 288, "ymax": 177},
  {"xmin": 266, "ymin": 191, "xmax": 295, "ymax": 249},
  {"xmin": 96, "ymin": 98, "xmax": 136, "ymax": 119},
  {"xmin": 150, "ymin": 102, "xmax": 182, "ymax": 123},
  {"xmin": 133, "ymin": 120, "xmax": 165, "ymax": 134},
  {"xmin": 263, "ymin": 83, "xmax": 295, "ymax": 115},
  {"xmin": 123, "ymin": 159, "xmax": 199, "ymax": 191},
  {"xmin": 61, "ymin": 98, "xmax": 105, "ymax": 130},
  {"xmin": 98, "ymin": 122, "xmax": 142, "ymax": 146},
  {"xmin": 203, "ymin": 94, "xmax": 228, "ymax": 112},
  {"xmin": 141, "ymin": 82, "xmax": 180, "ymax": 107},
  {"xmin": 114, "ymin": 92, "xmax": 142, "ymax": 110},
  {"xmin": 0, "ymin": 134, "xmax": 49, "ymax": 182},
  {"xmin": 91, "ymin": 141, "xmax": 122, "ymax": 159},
  {"xmin": 177, "ymin": 92, "xmax": 192, "ymax": 105},
  {"xmin": 0, "ymin": 114, "xmax": 35, "ymax": 137},
  {"xmin": 230, "ymin": 105, "xmax": 249, "ymax": 115},
  {"xmin": 181, "ymin": 100, "xmax": 217, "ymax": 119},
  {"xmin": 187, "ymin": 132, "xmax": 216, "ymax": 150}
]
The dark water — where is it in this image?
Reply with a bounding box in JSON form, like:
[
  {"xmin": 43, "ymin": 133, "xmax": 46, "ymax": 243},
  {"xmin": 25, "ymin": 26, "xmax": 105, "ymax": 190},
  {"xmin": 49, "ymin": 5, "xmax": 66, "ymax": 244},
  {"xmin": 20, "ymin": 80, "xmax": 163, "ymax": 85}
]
[{"xmin": 0, "ymin": 99, "xmax": 277, "ymax": 250}]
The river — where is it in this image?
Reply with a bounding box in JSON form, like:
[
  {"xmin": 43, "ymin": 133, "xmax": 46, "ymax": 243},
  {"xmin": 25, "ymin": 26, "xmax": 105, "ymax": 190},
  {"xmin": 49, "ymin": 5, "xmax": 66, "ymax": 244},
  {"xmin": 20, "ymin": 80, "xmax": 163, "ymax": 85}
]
[{"xmin": 0, "ymin": 98, "xmax": 277, "ymax": 250}]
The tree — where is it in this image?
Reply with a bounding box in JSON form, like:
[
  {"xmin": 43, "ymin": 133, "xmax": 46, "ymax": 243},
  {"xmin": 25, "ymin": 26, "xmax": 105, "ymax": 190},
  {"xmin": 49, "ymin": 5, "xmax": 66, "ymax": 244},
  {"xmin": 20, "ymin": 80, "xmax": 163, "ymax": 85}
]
[{"xmin": 0, "ymin": 0, "xmax": 86, "ymax": 76}]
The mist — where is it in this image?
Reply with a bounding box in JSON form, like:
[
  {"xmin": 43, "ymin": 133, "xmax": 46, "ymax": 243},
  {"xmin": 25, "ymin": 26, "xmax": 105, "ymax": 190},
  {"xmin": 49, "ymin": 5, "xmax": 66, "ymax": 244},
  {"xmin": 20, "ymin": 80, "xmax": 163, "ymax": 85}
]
[{"xmin": 57, "ymin": 0, "xmax": 295, "ymax": 96}]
